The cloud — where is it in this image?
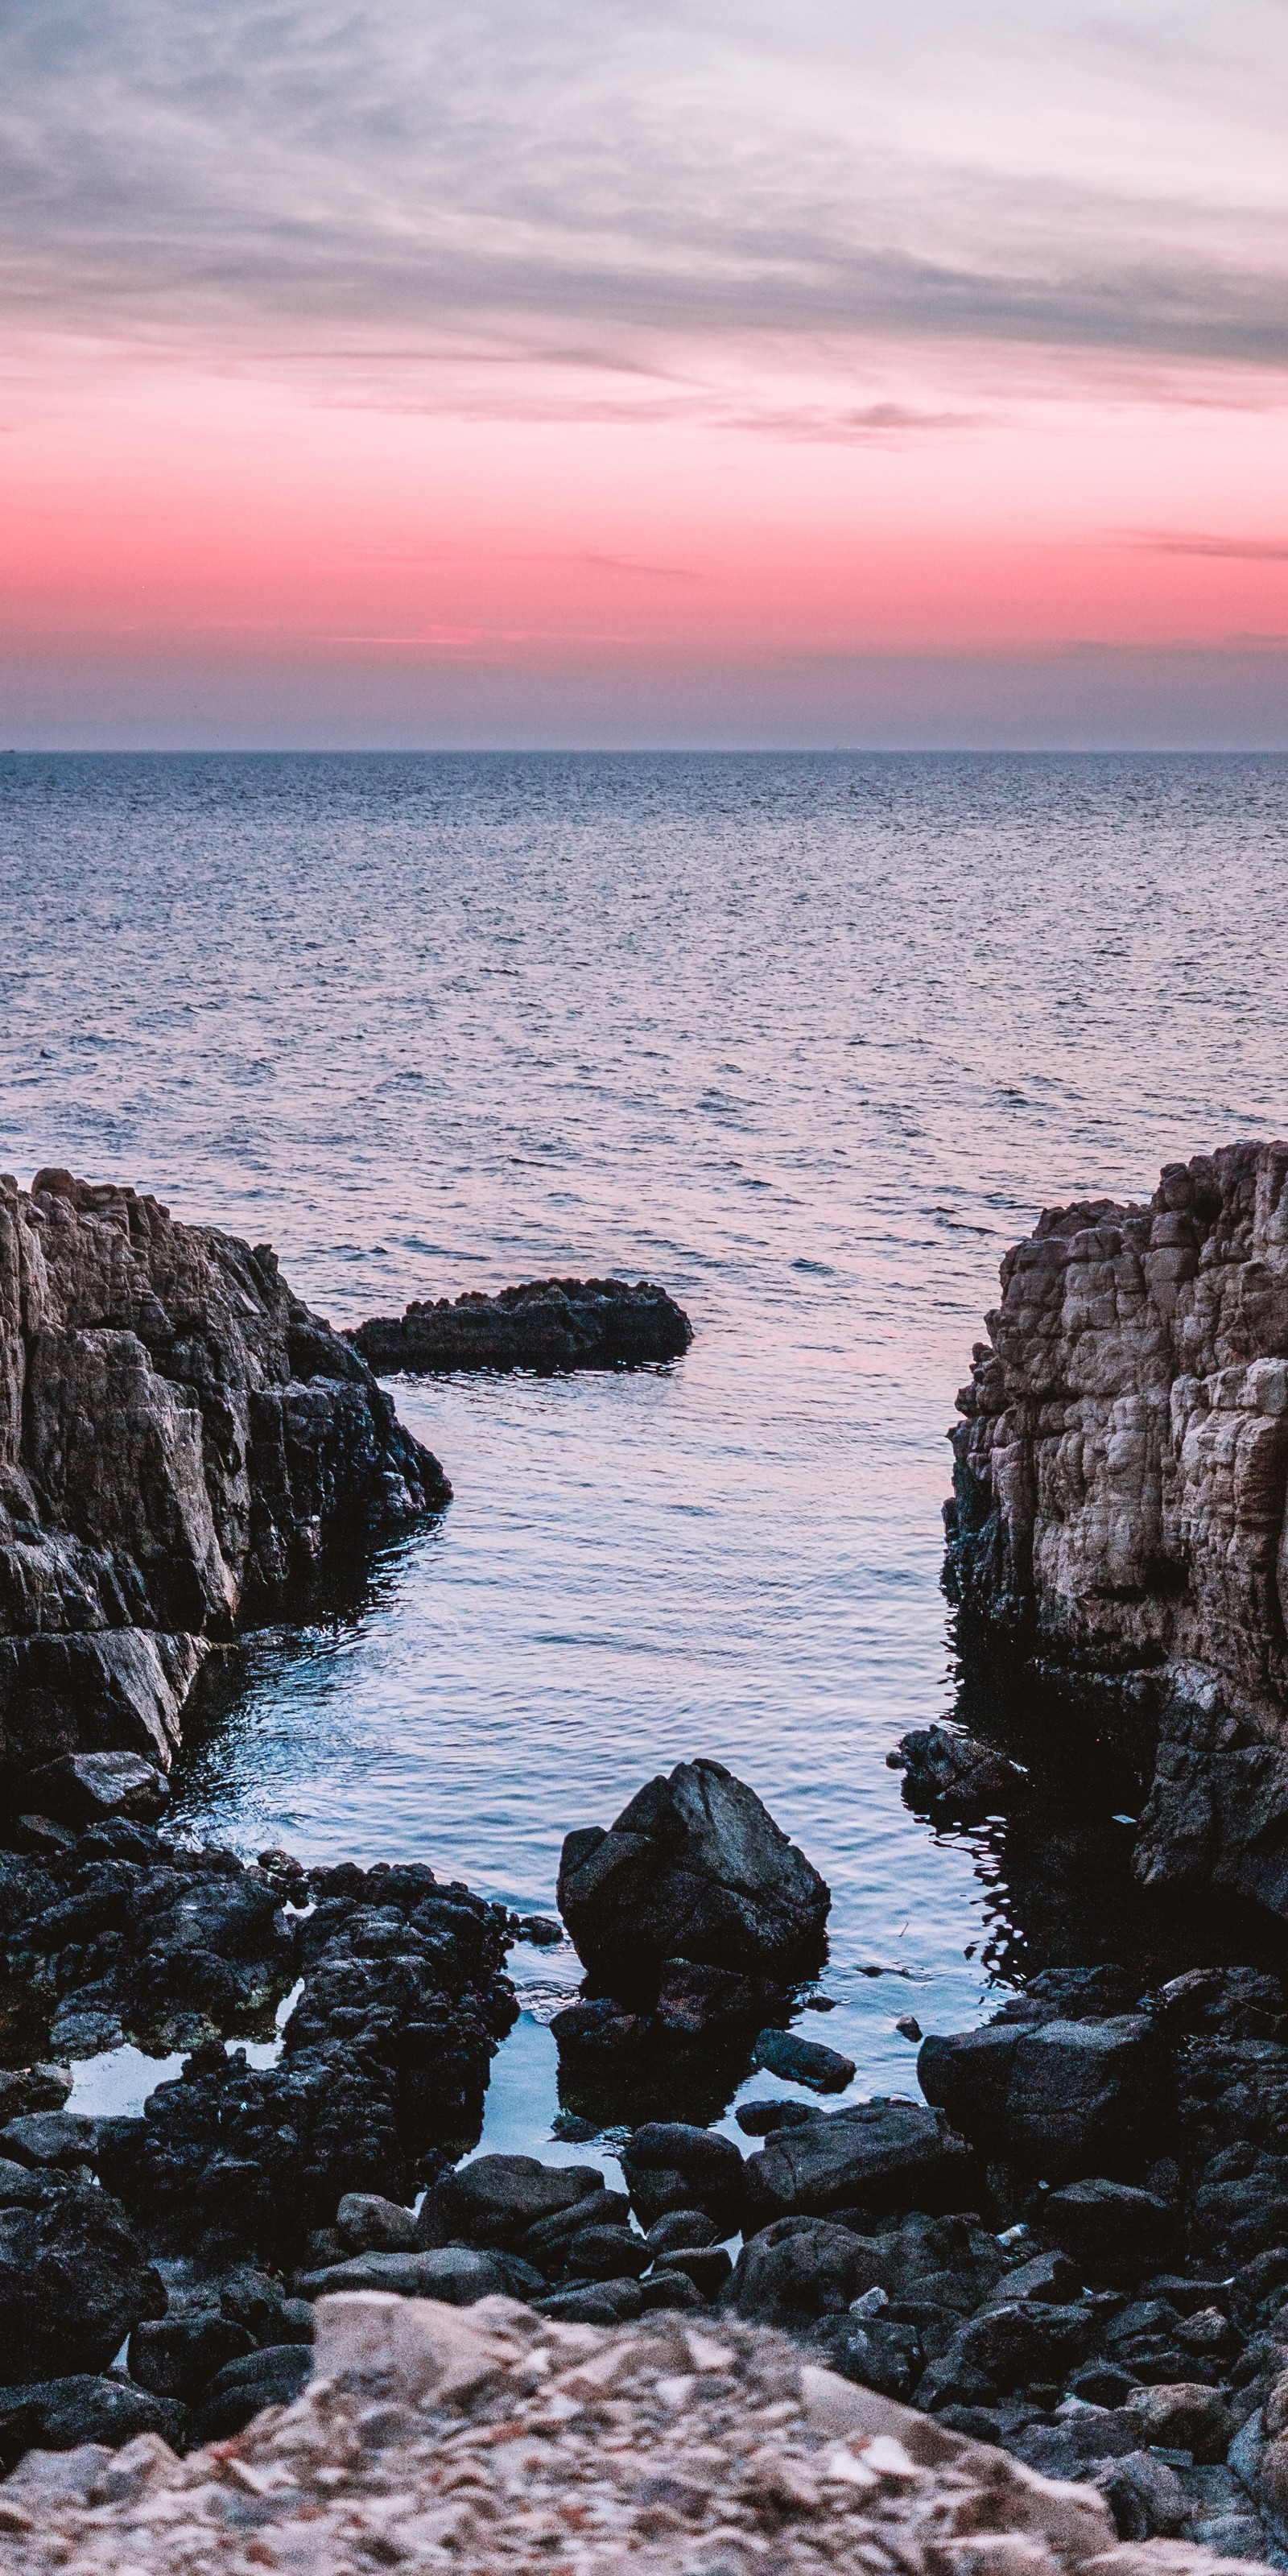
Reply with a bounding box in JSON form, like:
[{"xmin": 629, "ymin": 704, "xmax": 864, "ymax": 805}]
[
  {"xmin": 2, "ymin": 0, "xmax": 1288, "ymax": 386},
  {"xmin": 1129, "ymin": 531, "xmax": 1288, "ymax": 559}
]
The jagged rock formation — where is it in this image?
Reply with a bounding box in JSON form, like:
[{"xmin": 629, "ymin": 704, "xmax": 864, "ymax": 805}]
[
  {"xmin": 945, "ymin": 1142, "xmax": 1288, "ymax": 1915},
  {"xmin": 0, "ymin": 1168, "xmax": 448, "ymax": 1786},
  {"xmin": 349, "ymin": 1275, "xmax": 693, "ymax": 1375}
]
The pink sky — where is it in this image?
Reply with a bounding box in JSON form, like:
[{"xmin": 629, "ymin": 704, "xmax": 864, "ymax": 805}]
[{"xmin": 3, "ymin": 2, "xmax": 1287, "ymax": 744}]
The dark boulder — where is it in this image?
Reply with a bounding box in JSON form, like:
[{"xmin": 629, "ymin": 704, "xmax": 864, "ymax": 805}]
[
  {"xmin": 533, "ymin": 2279, "xmax": 644, "ymax": 2325},
  {"xmin": 295, "ymin": 2245, "xmax": 543, "ymax": 2302},
  {"xmin": 0, "ymin": 2112, "xmax": 97, "ymax": 2169},
  {"xmin": 335, "ymin": 2192, "xmax": 419, "ymax": 2254},
  {"xmin": 1005, "ymin": 2016, "xmax": 1164, "ymax": 2178},
  {"xmin": 918, "ymin": 2025, "xmax": 1023, "ymax": 2150},
  {"xmin": 618, "ymin": 2123, "xmax": 745, "ymax": 2231},
  {"xmin": 562, "ymin": 2225, "xmax": 650, "ymax": 2282},
  {"xmin": 188, "ymin": 2343, "xmax": 312, "ymax": 2446},
  {"xmin": 655, "ymin": 2244, "xmax": 731, "ymax": 2297},
  {"xmin": 1042, "ymin": 2178, "xmax": 1178, "ymax": 2281},
  {"xmin": 348, "ymin": 1278, "xmax": 692, "ymax": 1377},
  {"xmin": 920, "ymin": 2299, "xmax": 1097, "ymax": 2403},
  {"xmin": 644, "ymin": 2209, "xmax": 721, "ymax": 2255},
  {"xmin": 0, "ymin": 2376, "xmax": 185, "ymax": 2469},
  {"xmin": 810, "ymin": 2311, "xmax": 923, "ymax": 2401},
  {"xmin": 750, "ymin": 2029, "xmax": 855, "ymax": 2092},
  {"xmin": 741, "ymin": 2100, "xmax": 975, "ymax": 2227},
  {"xmin": 127, "ymin": 2310, "xmax": 255, "ymax": 2401},
  {"xmin": 416, "ymin": 2156, "xmax": 603, "ymax": 2251},
  {"xmin": 729, "ymin": 2216, "xmax": 886, "ymax": 2326},
  {"xmin": 734, "ymin": 2099, "xmax": 821, "ymax": 2138},
  {"xmin": 557, "ymin": 1760, "xmax": 829, "ymax": 1985},
  {"xmin": 889, "ymin": 1727, "xmax": 1026, "ymax": 1818},
  {"xmin": 654, "ymin": 1959, "xmax": 788, "ymax": 2041},
  {"xmin": 516, "ymin": 2188, "xmax": 633, "ymax": 2271},
  {"xmin": 0, "ymin": 2184, "xmax": 163, "ymax": 2381},
  {"xmin": 19, "ymin": 1753, "xmax": 169, "ymax": 1826}
]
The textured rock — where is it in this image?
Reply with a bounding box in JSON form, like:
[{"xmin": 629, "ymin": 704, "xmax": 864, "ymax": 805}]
[
  {"xmin": 0, "ymin": 2182, "xmax": 164, "ymax": 2381},
  {"xmin": 890, "ymin": 1724, "xmax": 1029, "ymax": 1817},
  {"xmin": 557, "ymin": 1758, "xmax": 830, "ymax": 1984},
  {"xmin": 944, "ymin": 1144, "xmax": 1288, "ymax": 1915},
  {"xmin": 349, "ymin": 1275, "xmax": 692, "ymax": 1375},
  {"xmin": 0, "ymin": 1169, "xmax": 447, "ymax": 1778},
  {"xmin": 741, "ymin": 2099, "xmax": 976, "ymax": 2225}
]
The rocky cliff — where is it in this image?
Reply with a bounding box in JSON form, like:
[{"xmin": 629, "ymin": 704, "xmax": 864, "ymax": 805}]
[
  {"xmin": 946, "ymin": 1141, "xmax": 1288, "ymax": 1917},
  {"xmin": 0, "ymin": 1168, "xmax": 448, "ymax": 1786}
]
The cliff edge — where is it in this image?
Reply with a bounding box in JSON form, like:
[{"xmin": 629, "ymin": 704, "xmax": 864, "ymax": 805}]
[
  {"xmin": 0, "ymin": 1168, "xmax": 448, "ymax": 1788},
  {"xmin": 946, "ymin": 1141, "xmax": 1288, "ymax": 1918}
]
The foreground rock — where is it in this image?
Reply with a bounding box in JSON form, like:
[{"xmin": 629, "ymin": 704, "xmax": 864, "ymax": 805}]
[
  {"xmin": 945, "ymin": 1142, "xmax": 1288, "ymax": 1917},
  {"xmin": 2, "ymin": 2288, "xmax": 1241, "ymax": 2576},
  {"xmin": 349, "ymin": 1275, "xmax": 693, "ymax": 1375},
  {"xmin": 558, "ymin": 1758, "xmax": 830, "ymax": 1987},
  {"xmin": 0, "ymin": 1169, "xmax": 448, "ymax": 1786}
]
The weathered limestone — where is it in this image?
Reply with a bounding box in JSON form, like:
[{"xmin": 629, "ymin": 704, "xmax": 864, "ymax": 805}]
[
  {"xmin": 945, "ymin": 1142, "xmax": 1288, "ymax": 1914},
  {"xmin": 0, "ymin": 1169, "xmax": 448, "ymax": 1783}
]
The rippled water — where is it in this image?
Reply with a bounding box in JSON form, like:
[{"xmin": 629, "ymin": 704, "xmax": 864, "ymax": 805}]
[{"xmin": 4, "ymin": 751, "xmax": 1288, "ymax": 2138}]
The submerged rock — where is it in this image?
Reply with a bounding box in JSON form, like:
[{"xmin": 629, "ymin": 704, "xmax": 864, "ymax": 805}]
[
  {"xmin": 946, "ymin": 1141, "xmax": 1288, "ymax": 1918},
  {"xmin": 557, "ymin": 1758, "xmax": 830, "ymax": 1986},
  {"xmin": 349, "ymin": 1275, "xmax": 692, "ymax": 1375},
  {"xmin": 889, "ymin": 1725, "xmax": 1027, "ymax": 1818},
  {"xmin": 0, "ymin": 1168, "xmax": 448, "ymax": 1784}
]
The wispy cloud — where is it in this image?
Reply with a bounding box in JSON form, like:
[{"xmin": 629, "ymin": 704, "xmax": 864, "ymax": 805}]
[{"xmin": 1129, "ymin": 531, "xmax": 1288, "ymax": 559}]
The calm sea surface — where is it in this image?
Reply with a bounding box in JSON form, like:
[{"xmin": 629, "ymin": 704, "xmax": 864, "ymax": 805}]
[{"xmin": 3, "ymin": 751, "xmax": 1287, "ymax": 2143}]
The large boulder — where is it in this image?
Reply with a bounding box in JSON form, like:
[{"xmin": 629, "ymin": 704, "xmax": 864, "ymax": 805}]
[
  {"xmin": 0, "ymin": 1169, "xmax": 448, "ymax": 1781},
  {"xmin": 1005, "ymin": 2016, "xmax": 1164, "ymax": 2178},
  {"xmin": 557, "ymin": 1760, "xmax": 830, "ymax": 1984},
  {"xmin": 618, "ymin": 2124, "xmax": 746, "ymax": 2231},
  {"xmin": 741, "ymin": 2100, "xmax": 975, "ymax": 2227},
  {"xmin": 416, "ymin": 2157, "xmax": 604, "ymax": 2251},
  {"xmin": 918, "ymin": 2023, "xmax": 1023, "ymax": 2149},
  {"xmin": 0, "ymin": 2184, "xmax": 164, "ymax": 2381},
  {"xmin": 729, "ymin": 2216, "xmax": 886, "ymax": 2326},
  {"xmin": 349, "ymin": 1277, "xmax": 692, "ymax": 1376}
]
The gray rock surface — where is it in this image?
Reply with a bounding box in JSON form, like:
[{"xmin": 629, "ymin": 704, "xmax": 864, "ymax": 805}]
[
  {"xmin": 946, "ymin": 1142, "xmax": 1288, "ymax": 1914},
  {"xmin": 0, "ymin": 1168, "xmax": 448, "ymax": 1779}
]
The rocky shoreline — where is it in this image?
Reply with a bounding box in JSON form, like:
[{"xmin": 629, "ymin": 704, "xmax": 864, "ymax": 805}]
[{"xmin": 348, "ymin": 1276, "xmax": 693, "ymax": 1376}]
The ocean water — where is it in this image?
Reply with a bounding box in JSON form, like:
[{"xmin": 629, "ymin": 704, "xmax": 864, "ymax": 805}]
[{"xmin": 4, "ymin": 749, "xmax": 1288, "ymax": 2143}]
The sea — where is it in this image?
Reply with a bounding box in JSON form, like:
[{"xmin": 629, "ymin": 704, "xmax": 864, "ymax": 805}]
[{"xmin": 3, "ymin": 749, "xmax": 1287, "ymax": 2149}]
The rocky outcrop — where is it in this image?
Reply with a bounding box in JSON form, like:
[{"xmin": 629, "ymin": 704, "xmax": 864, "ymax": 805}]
[
  {"xmin": 0, "ymin": 1168, "xmax": 448, "ymax": 1785},
  {"xmin": 348, "ymin": 1274, "xmax": 692, "ymax": 1375},
  {"xmin": 946, "ymin": 1143, "xmax": 1288, "ymax": 1917}
]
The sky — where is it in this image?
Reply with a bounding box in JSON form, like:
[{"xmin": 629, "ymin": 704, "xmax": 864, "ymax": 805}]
[{"xmin": 3, "ymin": 0, "xmax": 1287, "ymax": 746}]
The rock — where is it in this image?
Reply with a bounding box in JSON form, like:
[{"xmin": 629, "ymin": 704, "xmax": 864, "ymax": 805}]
[
  {"xmin": 335, "ymin": 2193, "xmax": 419, "ymax": 2254},
  {"xmin": 1005, "ymin": 2018, "xmax": 1164, "ymax": 2179},
  {"xmin": 0, "ymin": 2377, "xmax": 184, "ymax": 2469},
  {"xmin": 741, "ymin": 2099, "xmax": 975, "ymax": 2226},
  {"xmin": 514, "ymin": 1916, "xmax": 564, "ymax": 1946},
  {"xmin": 734, "ymin": 2099, "xmax": 822, "ymax": 2137},
  {"xmin": 1042, "ymin": 2179, "xmax": 1179, "ymax": 2280},
  {"xmin": 944, "ymin": 1142, "xmax": 1288, "ymax": 1920},
  {"xmin": 0, "ymin": 2069, "xmax": 71, "ymax": 2125},
  {"xmin": 348, "ymin": 1278, "xmax": 692, "ymax": 1377},
  {"xmin": 557, "ymin": 1760, "xmax": 830, "ymax": 1984},
  {"xmin": 618, "ymin": 2124, "xmax": 746, "ymax": 2231},
  {"xmin": 729, "ymin": 2217, "xmax": 886, "ymax": 2326},
  {"xmin": 0, "ymin": 2160, "xmax": 44, "ymax": 2207},
  {"xmin": 532, "ymin": 2280, "xmax": 645, "ymax": 2324},
  {"xmin": 19, "ymin": 1754, "xmax": 169, "ymax": 1826},
  {"xmin": 0, "ymin": 2184, "xmax": 163, "ymax": 2380},
  {"xmin": 562, "ymin": 2225, "xmax": 650, "ymax": 2283},
  {"xmin": 127, "ymin": 2310, "xmax": 255, "ymax": 2401},
  {"xmin": 0, "ymin": 1170, "xmax": 447, "ymax": 1783},
  {"xmin": 644, "ymin": 2210, "xmax": 721, "ymax": 2255},
  {"xmin": 654, "ymin": 1959, "xmax": 789, "ymax": 2041},
  {"xmin": 187, "ymin": 2342, "xmax": 312, "ymax": 2445},
  {"xmin": 1124, "ymin": 2381, "xmax": 1234, "ymax": 2462},
  {"xmin": 890, "ymin": 1726, "xmax": 1027, "ymax": 1817},
  {"xmin": 922, "ymin": 2301, "xmax": 1097, "ymax": 2403},
  {"xmin": 654, "ymin": 2244, "xmax": 731, "ymax": 2297},
  {"xmin": 516, "ymin": 2189, "xmax": 633, "ymax": 2269},
  {"xmin": 987, "ymin": 2251, "xmax": 1082, "ymax": 2305},
  {"xmin": 417, "ymin": 2157, "xmax": 603, "ymax": 2251},
  {"xmin": 639, "ymin": 2267, "xmax": 705, "ymax": 2310},
  {"xmin": 919, "ymin": 2024, "xmax": 1024, "ymax": 2150},
  {"xmin": 295, "ymin": 2248, "xmax": 543, "ymax": 2304},
  {"xmin": 0, "ymin": 2112, "xmax": 97, "ymax": 2169},
  {"xmin": 750, "ymin": 2029, "xmax": 856, "ymax": 2092}
]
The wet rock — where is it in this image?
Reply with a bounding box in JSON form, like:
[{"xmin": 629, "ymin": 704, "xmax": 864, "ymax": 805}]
[
  {"xmin": 890, "ymin": 1726, "xmax": 1027, "ymax": 1818},
  {"xmin": 734, "ymin": 2099, "xmax": 822, "ymax": 2137},
  {"xmin": 1042, "ymin": 2178, "xmax": 1179, "ymax": 2281},
  {"xmin": 619, "ymin": 2123, "xmax": 746, "ymax": 2231},
  {"xmin": 514, "ymin": 1915, "xmax": 564, "ymax": 1946},
  {"xmin": 516, "ymin": 2188, "xmax": 634, "ymax": 2271},
  {"xmin": 533, "ymin": 2279, "xmax": 645, "ymax": 2324},
  {"xmin": 0, "ymin": 1170, "xmax": 448, "ymax": 1781},
  {"xmin": 557, "ymin": 1759, "xmax": 830, "ymax": 1985},
  {"xmin": 187, "ymin": 2343, "xmax": 312, "ymax": 2446},
  {"xmin": 639, "ymin": 2267, "xmax": 705, "ymax": 2310},
  {"xmin": 563, "ymin": 2225, "xmax": 650, "ymax": 2282},
  {"xmin": 0, "ymin": 2183, "xmax": 164, "ymax": 2381},
  {"xmin": 416, "ymin": 2156, "xmax": 603, "ymax": 2251},
  {"xmin": 918, "ymin": 2023, "xmax": 1024, "ymax": 2150},
  {"xmin": 349, "ymin": 1277, "xmax": 692, "ymax": 1377},
  {"xmin": 654, "ymin": 1959, "xmax": 788, "ymax": 2041},
  {"xmin": 126, "ymin": 2310, "xmax": 255, "ymax": 2401},
  {"xmin": 0, "ymin": 2377, "xmax": 184, "ymax": 2470},
  {"xmin": 656, "ymin": 2244, "xmax": 731, "ymax": 2297},
  {"xmin": 750, "ymin": 2028, "xmax": 856, "ymax": 2092},
  {"xmin": 295, "ymin": 2247, "xmax": 543, "ymax": 2303},
  {"xmin": 644, "ymin": 2209, "xmax": 721, "ymax": 2255},
  {"xmin": 0, "ymin": 2112, "xmax": 97, "ymax": 2169},
  {"xmin": 741, "ymin": 2099, "xmax": 975, "ymax": 2227},
  {"xmin": 19, "ymin": 1754, "xmax": 169, "ymax": 1826}
]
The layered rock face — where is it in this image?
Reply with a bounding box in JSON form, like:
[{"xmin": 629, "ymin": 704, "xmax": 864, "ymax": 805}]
[
  {"xmin": 349, "ymin": 1274, "xmax": 693, "ymax": 1376},
  {"xmin": 0, "ymin": 1168, "xmax": 448, "ymax": 1784},
  {"xmin": 945, "ymin": 1142, "xmax": 1288, "ymax": 1913}
]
